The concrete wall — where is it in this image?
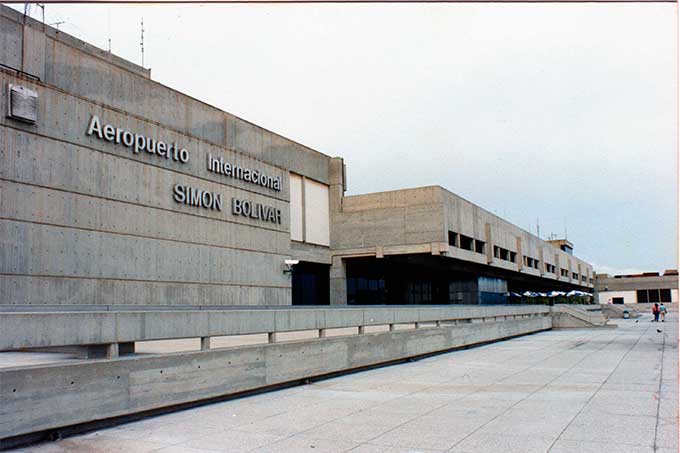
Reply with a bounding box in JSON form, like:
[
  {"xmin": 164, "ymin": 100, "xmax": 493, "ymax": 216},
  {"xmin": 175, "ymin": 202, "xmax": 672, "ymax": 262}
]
[
  {"xmin": 0, "ymin": 5, "xmax": 335, "ymax": 307},
  {"xmin": 0, "ymin": 315, "xmax": 551, "ymax": 444},
  {"xmin": 333, "ymin": 186, "xmax": 445, "ymax": 250},
  {"xmin": 594, "ymin": 274, "xmax": 679, "ymax": 292},
  {"xmin": 597, "ymin": 290, "xmax": 637, "ymax": 305}
]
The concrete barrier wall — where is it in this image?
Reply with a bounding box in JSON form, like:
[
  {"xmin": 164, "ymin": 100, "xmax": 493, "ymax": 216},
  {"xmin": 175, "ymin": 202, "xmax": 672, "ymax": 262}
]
[
  {"xmin": 0, "ymin": 305, "xmax": 550, "ymax": 351},
  {"xmin": 550, "ymin": 305, "xmax": 608, "ymax": 328},
  {"xmin": 0, "ymin": 316, "xmax": 551, "ymax": 442}
]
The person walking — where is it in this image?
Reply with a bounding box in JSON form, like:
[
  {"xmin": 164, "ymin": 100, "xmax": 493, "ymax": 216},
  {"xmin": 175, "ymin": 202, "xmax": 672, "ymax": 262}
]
[
  {"xmin": 652, "ymin": 303, "xmax": 660, "ymax": 322},
  {"xmin": 660, "ymin": 303, "xmax": 667, "ymax": 322}
]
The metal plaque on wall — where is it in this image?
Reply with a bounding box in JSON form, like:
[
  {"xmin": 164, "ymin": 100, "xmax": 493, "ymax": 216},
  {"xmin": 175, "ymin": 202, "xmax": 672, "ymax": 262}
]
[{"xmin": 7, "ymin": 84, "xmax": 38, "ymax": 124}]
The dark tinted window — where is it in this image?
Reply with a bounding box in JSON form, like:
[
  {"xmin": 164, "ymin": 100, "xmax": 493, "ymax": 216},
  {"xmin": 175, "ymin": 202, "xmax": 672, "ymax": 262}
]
[
  {"xmin": 649, "ymin": 289, "xmax": 660, "ymax": 303},
  {"xmin": 448, "ymin": 231, "xmax": 458, "ymax": 247},
  {"xmin": 660, "ymin": 289, "xmax": 671, "ymax": 302},
  {"xmin": 459, "ymin": 235, "xmax": 474, "ymax": 251}
]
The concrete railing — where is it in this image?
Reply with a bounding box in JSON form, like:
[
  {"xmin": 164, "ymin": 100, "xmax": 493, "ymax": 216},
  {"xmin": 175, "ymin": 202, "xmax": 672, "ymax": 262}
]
[
  {"xmin": 1, "ymin": 305, "xmax": 554, "ymax": 447},
  {"xmin": 0, "ymin": 305, "xmax": 550, "ymax": 354}
]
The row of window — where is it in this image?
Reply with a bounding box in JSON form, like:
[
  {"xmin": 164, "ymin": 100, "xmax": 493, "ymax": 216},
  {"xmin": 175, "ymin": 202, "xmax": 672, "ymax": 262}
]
[
  {"xmin": 637, "ymin": 289, "xmax": 672, "ymax": 303},
  {"xmin": 524, "ymin": 256, "xmax": 540, "ymax": 270},
  {"xmin": 447, "ymin": 230, "xmax": 591, "ymax": 282},
  {"xmin": 493, "ymin": 246, "xmax": 517, "ymax": 263},
  {"xmin": 448, "ymin": 231, "xmax": 486, "ymax": 254}
]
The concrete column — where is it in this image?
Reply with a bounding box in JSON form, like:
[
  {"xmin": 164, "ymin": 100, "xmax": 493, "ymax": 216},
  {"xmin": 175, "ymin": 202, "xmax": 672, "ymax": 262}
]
[
  {"xmin": 568, "ymin": 260, "xmax": 573, "ymax": 281},
  {"xmin": 328, "ymin": 157, "xmax": 345, "ymax": 215},
  {"xmin": 301, "ymin": 175, "xmax": 307, "ymax": 242},
  {"xmin": 200, "ymin": 337, "xmax": 211, "ymax": 351},
  {"xmin": 358, "ymin": 326, "xmax": 365, "ymax": 335},
  {"xmin": 516, "ymin": 237, "xmax": 523, "ymax": 271},
  {"xmin": 318, "ymin": 328, "xmax": 327, "ymax": 338},
  {"xmin": 268, "ymin": 332, "xmax": 277, "ymax": 344},
  {"xmin": 106, "ymin": 343, "xmax": 119, "ymax": 359},
  {"xmin": 485, "ymin": 223, "xmax": 493, "ymax": 264},
  {"xmin": 330, "ymin": 256, "xmax": 347, "ymax": 305}
]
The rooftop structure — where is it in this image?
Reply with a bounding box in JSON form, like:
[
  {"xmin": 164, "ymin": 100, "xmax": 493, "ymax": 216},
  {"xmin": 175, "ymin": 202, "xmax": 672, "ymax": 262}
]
[{"xmin": 594, "ymin": 270, "xmax": 678, "ymax": 305}]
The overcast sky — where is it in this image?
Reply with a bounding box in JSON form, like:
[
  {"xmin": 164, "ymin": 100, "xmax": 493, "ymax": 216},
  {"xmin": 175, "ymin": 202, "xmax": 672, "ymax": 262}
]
[{"xmin": 13, "ymin": 3, "xmax": 677, "ymax": 275}]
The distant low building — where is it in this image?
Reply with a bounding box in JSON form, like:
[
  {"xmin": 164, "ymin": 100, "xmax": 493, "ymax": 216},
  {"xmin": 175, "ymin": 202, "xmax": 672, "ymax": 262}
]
[{"xmin": 594, "ymin": 270, "xmax": 678, "ymax": 304}]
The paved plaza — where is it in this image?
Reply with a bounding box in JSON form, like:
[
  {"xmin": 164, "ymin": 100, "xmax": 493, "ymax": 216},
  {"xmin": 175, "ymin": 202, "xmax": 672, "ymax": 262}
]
[{"xmin": 14, "ymin": 314, "xmax": 678, "ymax": 453}]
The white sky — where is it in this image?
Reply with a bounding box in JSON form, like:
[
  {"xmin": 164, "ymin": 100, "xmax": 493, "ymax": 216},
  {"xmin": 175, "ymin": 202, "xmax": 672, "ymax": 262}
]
[{"xmin": 12, "ymin": 3, "xmax": 678, "ymax": 275}]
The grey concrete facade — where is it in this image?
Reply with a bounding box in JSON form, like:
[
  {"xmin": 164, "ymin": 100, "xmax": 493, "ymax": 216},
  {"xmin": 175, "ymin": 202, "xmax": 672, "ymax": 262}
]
[{"xmin": 0, "ymin": 5, "xmax": 333, "ymax": 308}]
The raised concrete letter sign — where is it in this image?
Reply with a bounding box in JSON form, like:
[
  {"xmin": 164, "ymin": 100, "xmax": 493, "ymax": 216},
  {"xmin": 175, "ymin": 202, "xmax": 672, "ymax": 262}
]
[{"xmin": 86, "ymin": 115, "xmax": 190, "ymax": 164}]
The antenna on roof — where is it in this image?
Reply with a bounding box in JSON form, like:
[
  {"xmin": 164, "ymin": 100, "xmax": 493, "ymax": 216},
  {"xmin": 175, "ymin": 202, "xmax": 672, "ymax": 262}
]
[
  {"xmin": 107, "ymin": 8, "xmax": 112, "ymax": 53},
  {"xmin": 23, "ymin": 3, "xmax": 44, "ymax": 23},
  {"xmin": 49, "ymin": 21, "xmax": 65, "ymax": 30},
  {"xmin": 536, "ymin": 217, "xmax": 540, "ymax": 239},
  {"xmin": 564, "ymin": 217, "xmax": 567, "ymax": 239},
  {"xmin": 140, "ymin": 17, "xmax": 145, "ymax": 67}
]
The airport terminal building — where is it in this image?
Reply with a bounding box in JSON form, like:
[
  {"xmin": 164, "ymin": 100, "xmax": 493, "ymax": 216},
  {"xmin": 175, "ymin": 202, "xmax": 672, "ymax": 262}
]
[{"xmin": 0, "ymin": 5, "xmax": 594, "ymax": 310}]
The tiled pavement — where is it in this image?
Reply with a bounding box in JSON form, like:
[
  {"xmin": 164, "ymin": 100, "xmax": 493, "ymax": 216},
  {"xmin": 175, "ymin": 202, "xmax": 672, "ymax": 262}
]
[{"xmin": 14, "ymin": 313, "xmax": 678, "ymax": 452}]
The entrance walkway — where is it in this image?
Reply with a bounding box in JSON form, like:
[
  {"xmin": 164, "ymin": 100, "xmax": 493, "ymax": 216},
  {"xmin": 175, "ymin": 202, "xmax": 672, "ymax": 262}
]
[{"xmin": 16, "ymin": 313, "xmax": 678, "ymax": 453}]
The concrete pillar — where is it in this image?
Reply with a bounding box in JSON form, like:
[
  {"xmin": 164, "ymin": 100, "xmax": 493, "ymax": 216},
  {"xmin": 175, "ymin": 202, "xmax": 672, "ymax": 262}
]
[
  {"xmin": 516, "ymin": 237, "xmax": 523, "ymax": 271},
  {"xmin": 119, "ymin": 342, "xmax": 135, "ymax": 355},
  {"xmin": 330, "ymin": 256, "xmax": 347, "ymax": 305},
  {"xmin": 485, "ymin": 223, "xmax": 493, "ymax": 264},
  {"xmin": 86, "ymin": 344, "xmax": 118, "ymax": 359},
  {"xmin": 106, "ymin": 343, "xmax": 119, "ymax": 359},
  {"xmin": 318, "ymin": 328, "xmax": 327, "ymax": 338},
  {"xmin": 268, "ymin": 332, "xmax": 277, "ymax": 344},
  {"xmin": 200, "ymin": 337, "xmax": 211, "ymax": 351},
  {"xmin": 358, "ymin": 326, "xmax": 365, "ymax": 335},
  {"xmin": 328, "ymin": 157, "xmax": 345, "ymax": 215}
]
